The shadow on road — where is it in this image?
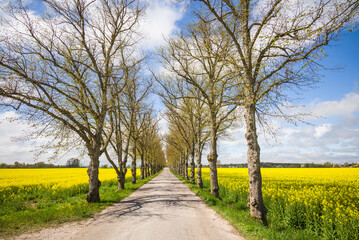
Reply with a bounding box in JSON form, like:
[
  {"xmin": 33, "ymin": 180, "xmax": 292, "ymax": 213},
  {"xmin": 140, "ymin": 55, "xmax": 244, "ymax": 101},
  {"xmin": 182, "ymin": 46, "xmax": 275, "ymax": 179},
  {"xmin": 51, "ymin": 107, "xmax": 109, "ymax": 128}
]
[{"xmin": 91, "ymin": 172, "xmax": 202, "ymax": 225}]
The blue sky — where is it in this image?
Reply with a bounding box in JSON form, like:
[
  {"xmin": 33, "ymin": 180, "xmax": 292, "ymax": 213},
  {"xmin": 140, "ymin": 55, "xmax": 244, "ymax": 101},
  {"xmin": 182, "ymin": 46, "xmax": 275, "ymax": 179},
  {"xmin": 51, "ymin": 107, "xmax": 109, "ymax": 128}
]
[
  {"xmin": 218, "ymin": 29, "xmax": 359, "ymax": 164},
  {"xmin": 303, "ymin": 30, "xmax": 359, "ymax": 102},
  {"xmin": 218, "ymin": 30, "xmax": 359, "ymax": 164},
  {"xmin": 0, "ymin": 0, "xmax": 358, "ymax": 165}
]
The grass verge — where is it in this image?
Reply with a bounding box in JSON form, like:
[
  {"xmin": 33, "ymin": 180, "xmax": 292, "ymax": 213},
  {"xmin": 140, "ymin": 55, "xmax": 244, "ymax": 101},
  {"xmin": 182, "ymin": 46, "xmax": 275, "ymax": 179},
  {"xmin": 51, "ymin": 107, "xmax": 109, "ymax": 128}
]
[
  {"xmin": 0, "ymin": 169, "xmax": 162, "ymax": 238},
  {"xmin": 172, "ymin": 171, "xmax": 317, "ymax": 240}
]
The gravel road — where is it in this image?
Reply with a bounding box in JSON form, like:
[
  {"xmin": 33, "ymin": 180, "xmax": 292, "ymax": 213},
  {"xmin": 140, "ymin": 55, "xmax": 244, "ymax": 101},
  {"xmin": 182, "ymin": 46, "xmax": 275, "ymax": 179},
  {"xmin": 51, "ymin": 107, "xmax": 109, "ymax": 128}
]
[{"xmin": 12, "ymin": 168, "xmax": 244, "ymax": 240}]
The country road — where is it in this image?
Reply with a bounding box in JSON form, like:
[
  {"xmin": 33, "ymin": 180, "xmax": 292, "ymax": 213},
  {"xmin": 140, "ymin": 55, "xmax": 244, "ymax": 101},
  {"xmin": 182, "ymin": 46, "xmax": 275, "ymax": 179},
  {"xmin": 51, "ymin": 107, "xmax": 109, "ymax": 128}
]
[{"xmin": 13, "ymin": 168, "xmax": 244, "ymax": 240}]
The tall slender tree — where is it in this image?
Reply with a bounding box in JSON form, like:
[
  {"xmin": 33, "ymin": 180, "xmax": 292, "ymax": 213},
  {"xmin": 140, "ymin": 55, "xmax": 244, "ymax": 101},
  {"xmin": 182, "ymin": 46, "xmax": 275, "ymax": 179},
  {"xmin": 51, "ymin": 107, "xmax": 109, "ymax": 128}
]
[
  {"xmin": 137, "ymin": 111, "xmax": 159, "ymax": 179},
  {"xmin": 121, "ymin": 69, "xmax": 152, "ymax": 184},
  {"xmin": 104, "ymin": 56, "xmax": 146, "ymax": 190}
]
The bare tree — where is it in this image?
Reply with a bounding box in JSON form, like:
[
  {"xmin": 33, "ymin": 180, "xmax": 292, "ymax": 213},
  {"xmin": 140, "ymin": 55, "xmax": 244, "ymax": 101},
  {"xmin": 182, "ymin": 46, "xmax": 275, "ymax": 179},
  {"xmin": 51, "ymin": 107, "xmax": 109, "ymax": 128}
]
[
  {"xmin": 136, "ymin": 110, "xmax": 161, "ymax": 179},
  {"xmin": 103, "ymin": 55, "xmax": 145, "ymax": 190},
  {"xmin": 191, "ymin": 0, "xmax": 359, "ymax": 224},
  {"xmin": 180, "ymin": 95, "xmax": 209, "ymax": 185},
  {"xmin": 159, "ymin": 19, "xmax": 240, "ymax": 198},
  {"xmin": 147, "ymin": 127, "xmax": 166, "ymax": 174},
  {"xmin": 165, "ymin": 102, "xmax": 194, "ymax": 180},
  {"xmin": 191, "ymin": 89, "xmax": 210, "ymax": 188},
  {"xmin": 165, "ymin": 120, "xmax": 189, "ymax": 178},
  {"xmin": 0, "ymin": 0, "xmax": 144, "ymax": 202},
  {"xmin": 120, "ymin": 66, "xmax": 152, "ymax": 184},
  {"xmin": 158, "ymin": 80, "xmax": 210, "ymax": 186}
]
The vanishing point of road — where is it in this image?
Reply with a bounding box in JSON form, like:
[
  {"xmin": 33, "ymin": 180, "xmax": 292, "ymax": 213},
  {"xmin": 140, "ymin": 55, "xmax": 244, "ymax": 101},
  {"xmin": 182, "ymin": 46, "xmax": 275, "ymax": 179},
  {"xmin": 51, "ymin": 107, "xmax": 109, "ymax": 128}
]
[{"xmin": 13, "ymin": 168, "xmax": 245, "ymax": 240}]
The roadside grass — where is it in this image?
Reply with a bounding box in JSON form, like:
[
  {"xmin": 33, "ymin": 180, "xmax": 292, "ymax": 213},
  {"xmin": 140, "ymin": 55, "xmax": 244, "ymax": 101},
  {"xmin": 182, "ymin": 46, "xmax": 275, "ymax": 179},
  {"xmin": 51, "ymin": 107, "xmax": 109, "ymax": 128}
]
[
  {"xmin": 173, "ymin": 172, "xmax": 317, "ymax": 240},
  {"xmin": 0, "ymin": 169, "xmax": 161, "ymax": 238}
]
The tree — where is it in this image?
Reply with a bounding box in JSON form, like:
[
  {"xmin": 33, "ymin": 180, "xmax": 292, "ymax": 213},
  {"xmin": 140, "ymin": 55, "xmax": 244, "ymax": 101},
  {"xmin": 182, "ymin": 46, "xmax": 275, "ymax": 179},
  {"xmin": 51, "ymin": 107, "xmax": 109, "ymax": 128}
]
[
  {"xmin": 147, "ymin": 130, "xmax": 166, "ymax": 175},
  {"xmin": 0, "ymin": 0, "xmax": 144, "ymax": 202},
  {"xmin": 158, "ymin": 82, "xmax": 209, "ymax": 186},
  {"xmin": 191, "ymin": 0, "xmax": 359, "ymax": 224},
  {"xmin": 192, "ymin": 90, "xmax": 210, "ymax": 188},
  {"xmin": 323, "ymin": 162, "xmax": 332, "ymax": 167},
  {"xmin": 165, "ymin": 119, "xmax": 189, "ymax": 177},
  {"xmin": 103, "ymin": 52, "xmax": 151, "ymax": 189},
  {"xmin": 159, "ymin": 19, "xmax": 240, "ymax": 198},
  {"xmin": 180, "ymin": 93, "xmax": 210, "ymax": 186},
  {"xmin": 66, "ymin": 158, "xmax": 80, "ymax": 168},
  {"xmin": 136, "ymin": 111, "xmax": 160, "ymax": 179},
  {"xmin": 122, "ymin": 67, "xmax": 152, "ymax": 184},
  {"xmin": 165, "ymin": 102, "xmax": 194, "ymax": 180}
]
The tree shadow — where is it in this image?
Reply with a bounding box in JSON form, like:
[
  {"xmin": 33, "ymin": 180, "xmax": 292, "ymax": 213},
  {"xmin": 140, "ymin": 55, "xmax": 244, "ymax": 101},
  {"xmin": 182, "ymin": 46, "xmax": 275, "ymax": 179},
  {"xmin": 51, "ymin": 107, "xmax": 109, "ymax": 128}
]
[{"xmin": 91, "ymin": 170, "xmax": 203, "ymax": 224}]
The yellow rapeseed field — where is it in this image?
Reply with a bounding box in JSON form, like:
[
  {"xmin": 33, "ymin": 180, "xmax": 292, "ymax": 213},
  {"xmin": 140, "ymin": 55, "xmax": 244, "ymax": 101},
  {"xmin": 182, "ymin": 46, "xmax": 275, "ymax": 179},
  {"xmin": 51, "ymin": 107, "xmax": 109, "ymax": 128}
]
[
  {"xmin": 0, "ymin": 168, "xmax": 126, "ymax": 188},
  {"xmin": 0, "ymin": 168, "xmax": 138, "ymax": 203},
  {"xmin": 0, "ymin": 168, "xmax": 144, "ymax": 236},
  {"xmin": 201, "ymin": 168, "xmax": 359, "ymax": 239}
]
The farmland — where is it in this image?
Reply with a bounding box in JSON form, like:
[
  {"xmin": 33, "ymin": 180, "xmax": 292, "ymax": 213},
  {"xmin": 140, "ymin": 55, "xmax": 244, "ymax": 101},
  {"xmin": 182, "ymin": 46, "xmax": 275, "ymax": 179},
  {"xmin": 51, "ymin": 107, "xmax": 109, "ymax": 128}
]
[
  {"xmin": 0, "ymin": 168, "xmax": 154, "ymax": 237},
  {"xmin": 0, "ymin": 168, "xmax": 120, "ymax": 188},
  {"xmin": 1, "ymin": 167, "xmax": 358, "ymax": 239},
  {"xmin": 198, "ymin": 168, "xmax": 359, "ymax": 240}
]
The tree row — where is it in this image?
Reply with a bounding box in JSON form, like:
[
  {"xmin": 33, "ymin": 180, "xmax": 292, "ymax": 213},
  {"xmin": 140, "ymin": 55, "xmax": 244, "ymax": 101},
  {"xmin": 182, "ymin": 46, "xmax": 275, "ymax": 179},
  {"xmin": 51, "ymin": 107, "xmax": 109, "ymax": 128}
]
[
  {"xmin": 0, "ymin": 0, "xmax": 165, "ymax": 203},
  {"xmin": 160, "ymin": 0, "xmax": 359, "ymax": 225}
]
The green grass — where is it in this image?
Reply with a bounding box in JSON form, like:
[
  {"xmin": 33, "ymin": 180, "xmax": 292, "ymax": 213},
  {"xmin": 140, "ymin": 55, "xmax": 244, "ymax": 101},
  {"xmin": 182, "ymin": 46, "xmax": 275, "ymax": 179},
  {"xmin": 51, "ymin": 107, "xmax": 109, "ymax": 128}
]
[
  {"xmin": 173, "ymin": 172, "xmax": 317, "ymax": 240},
  {"xmin": 0, "ymin": 170, "xmax": 162, "ymax": 238}
]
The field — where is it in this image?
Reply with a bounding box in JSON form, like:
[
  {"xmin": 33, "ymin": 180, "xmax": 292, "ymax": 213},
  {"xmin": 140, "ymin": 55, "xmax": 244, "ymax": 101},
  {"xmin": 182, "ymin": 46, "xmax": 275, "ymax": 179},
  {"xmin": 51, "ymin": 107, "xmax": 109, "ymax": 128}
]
[
  {"xmin": 200, "ymin": 168, "xmax": 359, "ymax": 240},
  {"xmin": 0, "ymin": 168, "xmax": 126, "ymax": 189},
  {"xmin": 0, "ymin": 168, "xmax": 150, "ymax": 237},
  {"xmin": 2, "ymin": 168, "xmax": 358, "ymax": 239}
]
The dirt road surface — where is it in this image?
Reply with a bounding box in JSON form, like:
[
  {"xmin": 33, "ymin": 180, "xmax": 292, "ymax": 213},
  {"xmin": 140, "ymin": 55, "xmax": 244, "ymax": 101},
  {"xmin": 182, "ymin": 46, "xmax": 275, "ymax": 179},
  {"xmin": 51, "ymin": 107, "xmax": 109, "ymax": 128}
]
[{"xmin": 12, "ymin": 168, "xmax": 244, "ymax": 240}]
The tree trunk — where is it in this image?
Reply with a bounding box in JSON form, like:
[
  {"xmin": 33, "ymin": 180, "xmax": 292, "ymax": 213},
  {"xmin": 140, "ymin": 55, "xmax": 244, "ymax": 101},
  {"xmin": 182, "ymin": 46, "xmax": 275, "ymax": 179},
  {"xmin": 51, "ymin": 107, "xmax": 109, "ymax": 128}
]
[
  {"xmin": 144, "ymin": 161, "xmax": 148, "ymax": 178},
  {"xmin": 146, "ymin": 163, "xmax": 150, "ymax": 177},
  {"xmin": 180, "ymin": 155, "xmax": 184, "ymax": 178},
  {"xmin": 86, "ymin": 148, "xmax": 101, "ymax": 203},
  {"xmin": 118, "ymin": 166, "xmax": 127, "ymax": 190},
  {"xmin": 245, "ymin": 103, "xmax": 267, "ymax": 225},
  {"xmin": 190, "ymin": 144, "xmax": 195, "ymax": 184},
  {"xmin": 140, "ymin": 154, "xmax": 145, "ymax": 180},
  {"xmin": 196, "ymin": 141, "xmax": 203, "ymax": 188},
  {"xmin": 208, "ymin": 124, "xmax": 220, "ymax": 198},
  {"xmin": 104, "ymin": 150, "xmax": 122, "ymax": 190},
  {"xmin": 117, "ymin": 148, "xmax": 127, "ymax": 190},
  {"xmin": 120, "ymin": 133, "xmax": 131, "ymax": 190},
  {"xmin": 117, "ymin": 136, "xmax": 124, "ymax": 190},
  {"xmin": 131, "ymin": 141, "xmax": 137, "ymax": 184},
  {"xmin": 184, "ymin": 153, "xmax": 189, "ymax": 180}
]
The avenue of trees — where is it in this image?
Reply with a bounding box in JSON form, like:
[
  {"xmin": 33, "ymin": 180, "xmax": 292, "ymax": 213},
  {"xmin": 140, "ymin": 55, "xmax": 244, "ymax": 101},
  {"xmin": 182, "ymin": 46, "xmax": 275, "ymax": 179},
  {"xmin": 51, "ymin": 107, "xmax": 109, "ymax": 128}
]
[
  {"xmin": 0, "ymin": 0, "xmax": 358, "ymax": 226},
  {"xmin": 0, "ymin": 0, "xmax": 165, "ymax": 203},
  {"xmin": 164, "ymin": 0, "xmax": 359, "ymax": 225}
]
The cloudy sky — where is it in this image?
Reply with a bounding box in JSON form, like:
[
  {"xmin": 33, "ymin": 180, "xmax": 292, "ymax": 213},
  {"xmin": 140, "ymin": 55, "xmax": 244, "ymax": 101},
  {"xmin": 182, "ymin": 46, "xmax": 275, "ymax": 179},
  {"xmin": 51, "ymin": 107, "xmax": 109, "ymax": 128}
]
[{"xmin": 0, "ymin": 0, "xmax": 358, "ymax": 165}]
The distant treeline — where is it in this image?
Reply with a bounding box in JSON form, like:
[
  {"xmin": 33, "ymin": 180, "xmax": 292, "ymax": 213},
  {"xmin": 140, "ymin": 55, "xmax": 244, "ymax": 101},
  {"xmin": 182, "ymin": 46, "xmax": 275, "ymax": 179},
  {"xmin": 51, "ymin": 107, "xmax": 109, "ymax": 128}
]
[
  {"xmin": 0, "ymin": 162, "xmax": 62, "ymax": 168},
  {"xmin": 2, "ymin": 161, "xmax": 358, "ymax": 169},
  {"xmin": 0, "ymin": 158, "xmax": 82, "ymax": 168},
  {"xmin": 207, "ymin": 162, "xmax": 359, "ymax": 168}
]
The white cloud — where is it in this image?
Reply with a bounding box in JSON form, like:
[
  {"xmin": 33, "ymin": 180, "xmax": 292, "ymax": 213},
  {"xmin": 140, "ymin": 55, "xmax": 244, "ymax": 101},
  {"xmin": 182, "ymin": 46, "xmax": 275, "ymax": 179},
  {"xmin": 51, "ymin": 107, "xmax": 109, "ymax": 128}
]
[
  {"xmin": 218, "ymin": 91, "xmax": 359, "ymax": 164},
  {"xmin": 311, "ymin": 92, "xmax": 359, "ymax": 117},
  {"xmin": 140, "ymin": 0, "xmax": 184, "ymax": 50},
  {"xmin": 158, "ymin": 116, "xmax": 169, "ymax": 136},
  {"xmin": 0, "ymin": 111, "xmax": 35, "ymax": 164},
  {"xmin": 0, "ymin": 111, "xmax": 80, "ymax": 165},
  {"xmin": 314, "ymin": 124, "xmax": 332, "ymax": 138}
]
